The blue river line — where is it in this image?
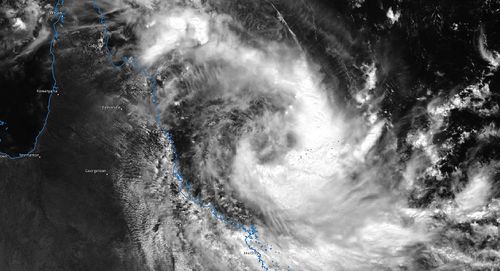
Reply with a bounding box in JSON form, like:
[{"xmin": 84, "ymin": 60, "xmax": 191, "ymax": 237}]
[
  {"xmin": 0, "ymin": 0, "xmax": 65, "ymax": 159},
  {"xmin": 0, "ymin": 120, "xmax": 5, "ymax": 143},
  {"xmin": 91, "ymin": 1, "xmax": 274, "ymax": 269}
]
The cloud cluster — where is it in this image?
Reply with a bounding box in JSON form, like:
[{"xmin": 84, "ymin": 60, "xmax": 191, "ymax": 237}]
[{"xmin": 119, "ymin": 0, "xmax": 500, "ymax": 269}]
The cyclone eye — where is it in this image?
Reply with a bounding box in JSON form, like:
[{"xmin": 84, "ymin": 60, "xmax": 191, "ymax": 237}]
[
  {"xmin": 286, "ymin": 131, "xmax": 297, "ymax": 148},
  {"xmin": 251, "ymin": 129, "xmax": 294, "ymax": 164}
]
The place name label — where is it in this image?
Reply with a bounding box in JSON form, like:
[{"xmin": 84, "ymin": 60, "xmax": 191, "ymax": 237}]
[
  {"xmin": 100, "ymin": 105, "xmax": 123, "ymax": 111},
  {"xmin": 0, "ymin": 153, "xmax": 40, "ymax": 159},
  {"xmin": 37, "ymin": 89, "xmax": 58, "ymax": 94},
  {"xmin": 84, "ymin": 169, "xmax": 108, "ymax": 174}
]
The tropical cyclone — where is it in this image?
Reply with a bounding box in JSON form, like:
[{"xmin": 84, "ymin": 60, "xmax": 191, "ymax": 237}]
[
  {"xmin": 1, "ymin": 0, "xmax": 499, "ymax": 270},
  {"xmin": 91, "ymin": 0, "xmax": 500, "ymax": 270}
]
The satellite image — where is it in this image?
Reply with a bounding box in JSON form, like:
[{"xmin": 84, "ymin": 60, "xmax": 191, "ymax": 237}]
[{"xmin": 1, "ymin": 0, "xmax": 500, "ymax": 270}]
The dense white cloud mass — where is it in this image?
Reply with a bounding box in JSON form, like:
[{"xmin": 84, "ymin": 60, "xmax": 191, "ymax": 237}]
[
  {"xmin": 94, "ymin": 0, "xmax": 500, "ymax": 270},
  {"xmin": 479, "ymin": 27, "xmax": 500, "ymax": 70},
  {"xmin": 122, "ymin": 2, "xmax": 439, "ymax": 270},
  {"xmin": 140, "ymin": 8, "xmax": 210, "ymax": 64}
]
